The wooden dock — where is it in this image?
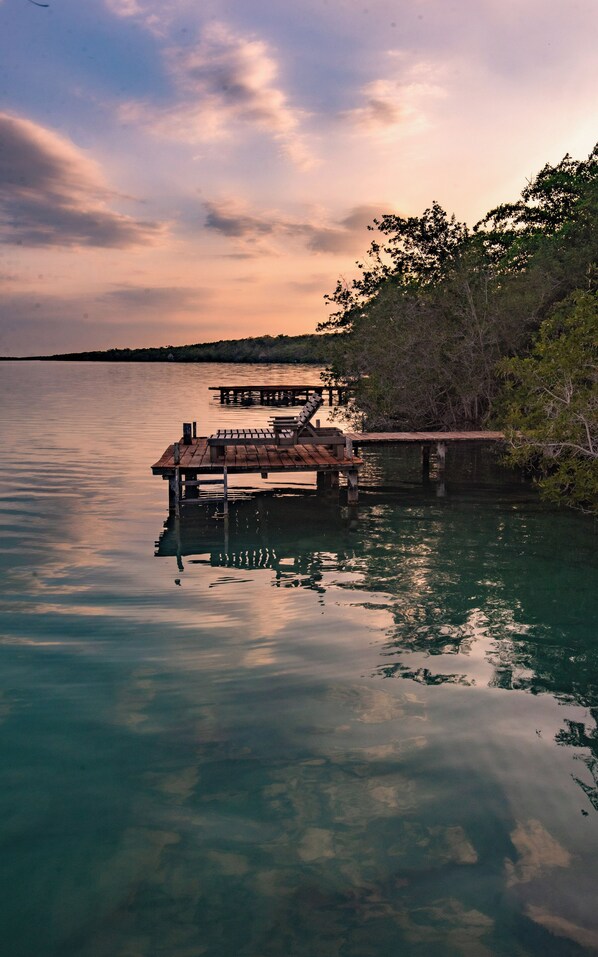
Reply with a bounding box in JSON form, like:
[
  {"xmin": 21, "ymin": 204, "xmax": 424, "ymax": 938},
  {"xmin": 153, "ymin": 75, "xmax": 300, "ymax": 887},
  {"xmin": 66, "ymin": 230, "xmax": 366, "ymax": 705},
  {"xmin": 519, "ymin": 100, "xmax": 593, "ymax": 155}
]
[
  {"xmin": 152, "ymin": 437, "xmax": 363, "ymax": 512},
  {"xmin": 348, "ymin": 430, "xmax": 505, "ymax": 481},
  {"xmin": 348, "ymin": 431, "xmax": 505, "ymax": 445},
  {"xmin": 152, "ymin": 429, "xmax": 506, "ymax": 515},
  {"xmin": 209, "ymin": 383, "xmax": 350, "ymax": 405}
]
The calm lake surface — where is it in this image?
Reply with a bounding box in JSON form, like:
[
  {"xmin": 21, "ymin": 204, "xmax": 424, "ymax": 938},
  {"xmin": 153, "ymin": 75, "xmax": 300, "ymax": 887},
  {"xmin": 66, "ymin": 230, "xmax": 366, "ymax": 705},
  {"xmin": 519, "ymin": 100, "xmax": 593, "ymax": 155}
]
[{"xmin": 1, "ymin": 360, "xmax": 597, "ymax": 957}]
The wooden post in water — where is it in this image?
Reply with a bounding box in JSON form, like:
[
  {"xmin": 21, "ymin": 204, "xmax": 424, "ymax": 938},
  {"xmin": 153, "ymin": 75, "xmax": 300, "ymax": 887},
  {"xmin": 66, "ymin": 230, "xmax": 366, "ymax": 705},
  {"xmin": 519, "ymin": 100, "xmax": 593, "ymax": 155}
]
[
  {"xmin": 222, "ymin": 465, "xmax": 229, "ymax": 517},
  {"xmin": 183, "ymin": 423, "xmax": 192, "ymax": 445},
  {"xmin": 168, "ymin": 474, "xmax": 177, "ymax": 513},
  {"xmin": 347, "ymin": 469, "xmax": 359, "ymax": 505},
  {"xmin": 422, "ymin": 444, "xmax": 431, "ymax": 479},
  {"xmin": 436, "ymin": 441, "xmax": 447, "ymax": 474},
  {"xmin": 186, "ymin": 472, "xmax": 198, "ymax": 498},
  {"xmin": 174, "ymin": 466, "xmax": 181, "ymax": 517}
]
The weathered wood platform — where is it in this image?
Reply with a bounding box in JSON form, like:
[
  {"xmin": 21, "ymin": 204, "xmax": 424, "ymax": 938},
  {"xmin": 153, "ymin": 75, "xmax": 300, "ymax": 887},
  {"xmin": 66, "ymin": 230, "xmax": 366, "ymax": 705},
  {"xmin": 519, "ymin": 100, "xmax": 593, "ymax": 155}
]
[
  {"xmin": 151, "ymin": 430, "xmax": 506, "ymax": 515},
  {"xmin": 152, "ymin": 438, "xmax": 362, "ymax": 475},
  {"xmin": 209, "ymin": 383, "xmax": 349, "ymax": 405},
  {"xmin": 348, "ymin": 431, "xmax": 505, "ymax": 445}
]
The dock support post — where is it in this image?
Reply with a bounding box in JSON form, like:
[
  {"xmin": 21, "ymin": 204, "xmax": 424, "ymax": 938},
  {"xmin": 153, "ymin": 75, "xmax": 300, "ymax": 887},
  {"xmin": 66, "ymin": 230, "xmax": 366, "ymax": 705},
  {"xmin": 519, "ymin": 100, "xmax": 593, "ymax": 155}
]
[
  {"xmin": 174, "ymin": 466, "xmax": 181, "ymax": 517},
  {"xmin": 422, "ymin": 444, "xmax": 430, "ymax": 479},
  {"xmin": 347, "ymin": 469, "xmax": 359, "ymax": 505},
  {"xmin": 186, "ymin": 471, "xmax": 198, "ymax": 498},
  {"xmin": 222, "ymin": 465, "xmax": 229, "ymax": 517},
  {"xmin": 436, "ymin": 441, "xmax": 447, "ymax": 475},
  {"xmin": 168, "ymin": 473, "xmax": 177, "ymax": 513},
  {"xmin": 317, "ymin": 470, "xmax": 340, "ymax": 492}
]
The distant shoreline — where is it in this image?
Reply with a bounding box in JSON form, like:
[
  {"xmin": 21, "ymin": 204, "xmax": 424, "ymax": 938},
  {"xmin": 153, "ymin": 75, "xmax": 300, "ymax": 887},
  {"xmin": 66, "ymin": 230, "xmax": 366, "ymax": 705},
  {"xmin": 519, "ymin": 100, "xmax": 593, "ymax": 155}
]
[{"xmin": 1, "ymin": 333, "xmax": 335, "ymax": 364}]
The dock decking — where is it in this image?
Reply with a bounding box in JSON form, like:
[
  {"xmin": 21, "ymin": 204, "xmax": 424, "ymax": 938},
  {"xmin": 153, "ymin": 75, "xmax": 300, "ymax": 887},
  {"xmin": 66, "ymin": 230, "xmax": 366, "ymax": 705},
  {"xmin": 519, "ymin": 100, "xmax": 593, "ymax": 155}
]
[
  {"xmin": 348, "ymin": 431, "xmax": 505, "ymax": 445},
  {"xmin": 152, "ymin": 438, "xmax": 361, "ymax": 475},
  {"xmin": 209, "ymin": 384, "xmax": 350, "ymax": 405}
]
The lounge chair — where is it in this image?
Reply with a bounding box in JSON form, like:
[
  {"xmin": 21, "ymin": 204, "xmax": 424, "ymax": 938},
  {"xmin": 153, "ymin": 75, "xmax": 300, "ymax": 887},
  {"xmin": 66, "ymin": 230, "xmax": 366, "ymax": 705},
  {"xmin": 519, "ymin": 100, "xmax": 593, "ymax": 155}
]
[{"xmin": 208, "ymin": 392, "xmax": 346, "ymax": 461}]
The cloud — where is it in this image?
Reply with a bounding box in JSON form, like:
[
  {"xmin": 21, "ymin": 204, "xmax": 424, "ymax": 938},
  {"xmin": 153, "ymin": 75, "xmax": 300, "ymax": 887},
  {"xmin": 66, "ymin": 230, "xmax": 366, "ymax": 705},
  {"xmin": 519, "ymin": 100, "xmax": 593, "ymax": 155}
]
[
  {"xmin": 98, "ymin": 285, "xmax": 208, "ymax": 310},
  {"xmin": 0, "ymin": 112, "xmax": 165, "ymax": 248},
  {"xmin": 105, "ymin": 0, "xmax": 143, "ymax": 14},
  {"xmin": 341, "ymin": 59, "xmax": 445, "ymax": 135},
  {"xmin": 202, "ymin": 198, "xmax": 390, "ymax": 255},
  {"xmin": 203, "ymin": 200, "xmax": 276, "ymax": 239},
  {"xmin": 103, "ymin": 0, "xmax": 177, "ymax": 34},
  {"xmin": 120, "ymin": 22, "xmax": 313, "ymax": 168}
]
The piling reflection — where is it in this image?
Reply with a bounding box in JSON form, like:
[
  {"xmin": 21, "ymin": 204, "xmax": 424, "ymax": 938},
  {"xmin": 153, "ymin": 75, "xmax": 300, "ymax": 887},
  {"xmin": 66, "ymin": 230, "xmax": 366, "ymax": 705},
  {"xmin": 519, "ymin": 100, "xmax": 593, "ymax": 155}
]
[{"xmin": 155, "ymin": 492, "xmax": 359, "ymax": 592}]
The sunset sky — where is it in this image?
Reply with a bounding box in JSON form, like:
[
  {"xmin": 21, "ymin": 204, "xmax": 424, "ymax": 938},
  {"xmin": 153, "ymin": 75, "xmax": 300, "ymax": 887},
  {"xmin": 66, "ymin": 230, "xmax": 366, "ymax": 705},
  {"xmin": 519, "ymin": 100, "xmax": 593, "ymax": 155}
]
[{"xmin": 0, "ymin": 0, "xmax": 596, "ymax": 355}]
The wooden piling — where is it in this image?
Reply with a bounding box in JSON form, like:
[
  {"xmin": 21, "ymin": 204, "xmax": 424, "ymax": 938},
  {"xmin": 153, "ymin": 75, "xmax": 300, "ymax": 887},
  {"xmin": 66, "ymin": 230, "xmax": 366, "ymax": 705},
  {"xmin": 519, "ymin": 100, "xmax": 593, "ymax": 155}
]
[
  {"xmin": 186, "ymin": 471, "xmax": 198, "ymax": 498},
  {"xmin": 436, "ymin": 441, "xmax": 447, "ymax": 474},
  {"xmin": 347, "ymin": 469, "xmax": 359, "ymax": 504},
  {"xmin": 422, "ymin": 445, "xmax": 431, "ymax": 478}
]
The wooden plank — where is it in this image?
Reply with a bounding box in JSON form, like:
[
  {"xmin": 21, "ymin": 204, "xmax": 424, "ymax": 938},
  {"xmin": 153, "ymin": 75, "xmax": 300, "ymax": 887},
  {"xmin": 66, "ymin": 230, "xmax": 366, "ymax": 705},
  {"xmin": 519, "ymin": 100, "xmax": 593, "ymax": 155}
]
[{"xmin": 347, "ymin": 431, "xmax": 505, "ymax": 444}]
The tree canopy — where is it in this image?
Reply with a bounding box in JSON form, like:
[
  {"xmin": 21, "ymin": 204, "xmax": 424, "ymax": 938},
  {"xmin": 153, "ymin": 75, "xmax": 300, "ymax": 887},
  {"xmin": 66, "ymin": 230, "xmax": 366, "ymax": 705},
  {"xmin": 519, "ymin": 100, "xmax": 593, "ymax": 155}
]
[
  {"xmin": 499, "ymin": 291, "xmax": 597, "ymax": 514},
  {"xmin": 320, "ymin": 144, "xmax": 597, "ymax": 510}
]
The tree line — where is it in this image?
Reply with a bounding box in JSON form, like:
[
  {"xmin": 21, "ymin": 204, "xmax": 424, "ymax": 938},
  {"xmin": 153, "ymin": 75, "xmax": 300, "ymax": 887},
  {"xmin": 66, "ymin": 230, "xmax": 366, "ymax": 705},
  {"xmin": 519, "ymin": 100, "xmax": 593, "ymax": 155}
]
[
  {"xmin": 320, "ymin": 145, "xmax": 597, "ymax": 513},
  {"xmin": 21, "ymin": 333, "xmax": 332, "ymax": 365}
]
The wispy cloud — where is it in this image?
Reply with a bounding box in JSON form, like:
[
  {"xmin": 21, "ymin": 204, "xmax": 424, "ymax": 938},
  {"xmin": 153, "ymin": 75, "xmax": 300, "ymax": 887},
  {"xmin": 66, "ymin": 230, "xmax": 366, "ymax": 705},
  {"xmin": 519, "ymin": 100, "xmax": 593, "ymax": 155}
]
[
  {"xmin": 98, "ymin": 284, "xmax": 208, "ymax": 310},
  {"xmin": 120, "ymin": 22, "xmax": 314, "ymax": 168},
  {"xmin": 341, "ymin": 58, "xmax": 445, "ymax": 136},
  {"xmin": 0, "ymin": 113, "xmax": 165, "ymax": 248},
  {"xmin": 203, "ymin": 198, "xmax": 390, "ymax": 255}
]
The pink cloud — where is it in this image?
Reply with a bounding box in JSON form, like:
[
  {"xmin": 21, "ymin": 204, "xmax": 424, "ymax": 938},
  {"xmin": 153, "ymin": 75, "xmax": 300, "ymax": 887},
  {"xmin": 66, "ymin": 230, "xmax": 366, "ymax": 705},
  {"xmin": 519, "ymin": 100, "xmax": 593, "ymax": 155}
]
[{"xmin": 0, "ymin": 113, "xmax": 165, "ymax": 248}]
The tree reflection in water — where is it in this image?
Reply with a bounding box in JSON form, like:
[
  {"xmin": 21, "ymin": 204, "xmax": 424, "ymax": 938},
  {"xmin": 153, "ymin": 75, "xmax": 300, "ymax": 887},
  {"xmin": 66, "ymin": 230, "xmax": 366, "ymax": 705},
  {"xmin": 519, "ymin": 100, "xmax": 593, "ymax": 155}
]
[{"xmin": 156, "ymin": 446, "xmax": 598, "ymax": 819}]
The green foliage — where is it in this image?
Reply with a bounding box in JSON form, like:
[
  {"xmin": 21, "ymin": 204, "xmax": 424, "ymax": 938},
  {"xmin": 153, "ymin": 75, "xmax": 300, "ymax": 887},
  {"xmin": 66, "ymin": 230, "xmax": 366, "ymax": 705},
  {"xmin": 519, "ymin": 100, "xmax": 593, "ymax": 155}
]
[
  {"xmin": 320, "ymin": 202, "xmax": 470, "ymax": 329},
  {"xmin": 320, "ymin": 144, "xmax": 597, "ymax": 509},
  {"xmin": 323, "ymin": 144, "xmax": 597, "ymax": 420},
  {"xmin": 498, "ymin": 291, "xmax": 598, "ymax": 513}
]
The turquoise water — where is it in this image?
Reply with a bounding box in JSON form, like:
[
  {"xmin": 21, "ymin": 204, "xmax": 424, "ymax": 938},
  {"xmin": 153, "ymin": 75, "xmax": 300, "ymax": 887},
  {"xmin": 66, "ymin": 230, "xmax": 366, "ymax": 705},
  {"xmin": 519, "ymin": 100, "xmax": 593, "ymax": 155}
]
[{"xmin": 0, "ymin": 361, "xmax": 597, "ymax": 957}]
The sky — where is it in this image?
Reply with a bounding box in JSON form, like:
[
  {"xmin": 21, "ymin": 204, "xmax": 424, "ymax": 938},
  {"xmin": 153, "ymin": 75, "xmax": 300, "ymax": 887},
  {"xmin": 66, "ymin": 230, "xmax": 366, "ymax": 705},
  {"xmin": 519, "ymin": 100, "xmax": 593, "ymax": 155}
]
[{"xmin": 0, "ymin": 0, "xmax": 596, "ymax": 355}]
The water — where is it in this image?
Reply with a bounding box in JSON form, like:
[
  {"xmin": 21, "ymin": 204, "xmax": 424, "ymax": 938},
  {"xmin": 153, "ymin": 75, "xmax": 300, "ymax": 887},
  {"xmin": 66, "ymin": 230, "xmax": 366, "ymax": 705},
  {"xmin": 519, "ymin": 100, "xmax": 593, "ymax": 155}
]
[{"xmin": 0, "ymin": 360, "xmax": 597, "ymax": 957}]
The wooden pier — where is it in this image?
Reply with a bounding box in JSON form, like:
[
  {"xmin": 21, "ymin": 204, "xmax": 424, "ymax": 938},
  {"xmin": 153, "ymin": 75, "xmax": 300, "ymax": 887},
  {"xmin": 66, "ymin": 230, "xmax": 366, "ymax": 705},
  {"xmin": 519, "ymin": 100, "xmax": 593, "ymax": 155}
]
[
  {"xmin": 209, "ymin": 383, "xmax": 350, "ymax": 405},
  {"xmin": 347, "ymin": 431, "xmax": 505, "ymax": 446},
  {"xmin": 348, "ymin": 430, "xmax": 505, "ymax": 482},
  {"xmin": 152, "ymin": 436, "xmax": 363, "ymax": 513},
  {"xmin": 152, "ymin": 428, "xmax": 505, "ymax": 515}
]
